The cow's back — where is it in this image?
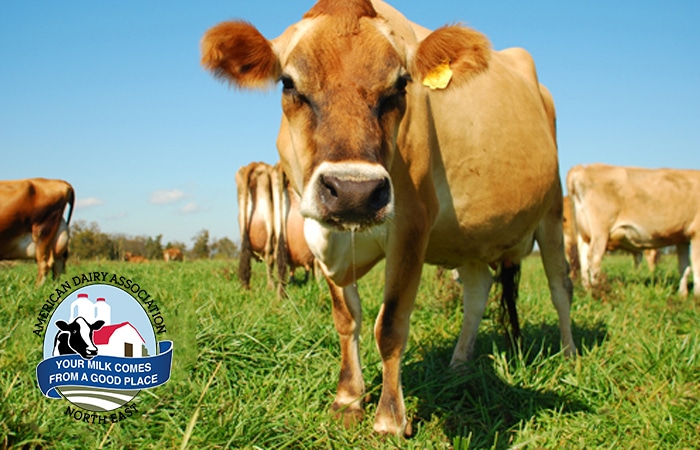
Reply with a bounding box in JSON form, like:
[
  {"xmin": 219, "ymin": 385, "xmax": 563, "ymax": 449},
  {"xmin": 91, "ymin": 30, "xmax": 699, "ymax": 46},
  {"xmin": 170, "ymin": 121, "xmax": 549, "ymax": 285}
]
[
  {"xmin": 418, "ymin": 49, "xmax": 560, "ymax": 266},
  {"xmin": 568, "ymin": 163, "xmax": 700, "ymax": 248}
]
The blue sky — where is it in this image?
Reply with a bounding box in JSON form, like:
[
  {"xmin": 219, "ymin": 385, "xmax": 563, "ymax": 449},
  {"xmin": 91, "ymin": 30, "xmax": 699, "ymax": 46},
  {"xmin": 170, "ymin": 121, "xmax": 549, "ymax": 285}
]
[{"xmin": 2, "ymin": 1, "xmax": 698, "ymax": 247}]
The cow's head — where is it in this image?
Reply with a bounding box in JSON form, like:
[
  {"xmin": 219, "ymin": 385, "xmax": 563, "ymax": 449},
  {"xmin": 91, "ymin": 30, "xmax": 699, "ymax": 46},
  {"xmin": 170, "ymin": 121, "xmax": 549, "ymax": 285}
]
[
  {"xmin": 55, "ymin": 317, "xmax": 105, "ymax": 359},
  {"xmin": 202, "ymin": 0, "xmax": 490, "ymax": 231}
]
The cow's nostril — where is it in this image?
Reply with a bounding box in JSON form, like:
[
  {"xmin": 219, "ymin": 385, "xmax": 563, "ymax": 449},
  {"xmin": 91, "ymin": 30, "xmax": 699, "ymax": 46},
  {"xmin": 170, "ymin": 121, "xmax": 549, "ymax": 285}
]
[
  {"xmin": 369, "ymin": 178, "xmax": 390, "ymax": 211},
  {"xmin": 320, "ymin": 175, "xmax": 340, "ymax": 198}
]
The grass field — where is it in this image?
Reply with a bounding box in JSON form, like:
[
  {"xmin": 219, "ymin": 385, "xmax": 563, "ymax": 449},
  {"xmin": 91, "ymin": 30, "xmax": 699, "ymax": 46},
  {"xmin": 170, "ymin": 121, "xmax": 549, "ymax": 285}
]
[{"xmin": 1, "ymin": 254, "xmax": 699, "ymax": 449}]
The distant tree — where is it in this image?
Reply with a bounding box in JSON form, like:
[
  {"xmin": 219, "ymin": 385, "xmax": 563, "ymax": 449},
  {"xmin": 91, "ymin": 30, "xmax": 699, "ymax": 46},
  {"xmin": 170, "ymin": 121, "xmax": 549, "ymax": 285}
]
[
  {"xmin": 118, "ymin": 235, "xmax": 148, "ymax": 260},
  {"xmin": 191, "ymin": 229, "xmax": 211, "ymax": 259},
  {"xmin": 144, "ymin": 234, "xmax": 164, "ymax": 260},
  {"xmin": 69, "ymin": 220, "xmax": 115, "ymax": 260},
  {"xmin": 211, "ymin": 237, "xmax": 238, "ymax": 259}
]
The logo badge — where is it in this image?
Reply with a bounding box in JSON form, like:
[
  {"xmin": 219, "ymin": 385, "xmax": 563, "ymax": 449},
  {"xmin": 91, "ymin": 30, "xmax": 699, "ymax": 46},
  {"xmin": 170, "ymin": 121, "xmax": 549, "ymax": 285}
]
[{"xmin": 35, "ymin": 281, "xmax": 173, "ymax": 419}]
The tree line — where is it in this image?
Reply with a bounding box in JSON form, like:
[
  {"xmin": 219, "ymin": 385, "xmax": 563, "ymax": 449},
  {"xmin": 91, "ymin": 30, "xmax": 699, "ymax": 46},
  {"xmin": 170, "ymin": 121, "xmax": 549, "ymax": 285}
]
[{"xmin": 69, "ymin": 220, "xmax": 239, "ymax": 261}]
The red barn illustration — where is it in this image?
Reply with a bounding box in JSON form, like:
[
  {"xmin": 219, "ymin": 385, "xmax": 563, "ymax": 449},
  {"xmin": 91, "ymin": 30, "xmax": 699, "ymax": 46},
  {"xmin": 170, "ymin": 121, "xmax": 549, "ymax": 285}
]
[{"xmin": 94, "ymin": 322, "xmax": 147, "ymax": 357}]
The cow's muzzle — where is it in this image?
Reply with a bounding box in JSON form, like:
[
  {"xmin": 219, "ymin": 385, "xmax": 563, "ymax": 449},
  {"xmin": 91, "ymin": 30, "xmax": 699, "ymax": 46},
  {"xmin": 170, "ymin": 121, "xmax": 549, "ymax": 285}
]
[{"xmin": 302, "ymin": 162, "xmax": 394, "ymax": 230}]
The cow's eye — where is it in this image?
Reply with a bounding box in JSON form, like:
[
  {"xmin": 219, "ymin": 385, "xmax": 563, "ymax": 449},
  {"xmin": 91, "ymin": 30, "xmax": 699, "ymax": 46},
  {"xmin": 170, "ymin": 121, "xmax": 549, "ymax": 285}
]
[
  {"xmin": 376, "ymin": 74, "xmax": 411, "ymax": 117},
  {"xmin": 280, "ymin": 74, "xmax": 312, "ymax": 107},
  {"xmin": 280, "ymin": 75, "xmax": 296, "ymax": 93},
  {"xmin": 395, "ymin": 74, "xmax": 410, "ymax": 93}
]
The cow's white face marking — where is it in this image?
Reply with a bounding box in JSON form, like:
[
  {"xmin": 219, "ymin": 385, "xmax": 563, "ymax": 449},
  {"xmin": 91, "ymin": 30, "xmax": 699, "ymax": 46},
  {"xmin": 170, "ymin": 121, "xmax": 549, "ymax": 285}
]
[
  {"xmin": 304, "ymin": 217, "xmax": 386, "ymax": 285},
  {"xmin": 273, "ymin": 18, "xmax": 317, "ymax": 68},
  {"xmin": 74, "ymin": 317, "xmax": 98, "ymax": 354}
]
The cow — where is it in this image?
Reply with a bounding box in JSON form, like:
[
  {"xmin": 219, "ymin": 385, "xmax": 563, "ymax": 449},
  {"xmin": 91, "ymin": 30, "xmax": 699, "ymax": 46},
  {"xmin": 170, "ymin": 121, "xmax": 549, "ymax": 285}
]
[
  {"xmin": 567, "ymin": 163, "xmax": 698, "ymax": 297},
  {"xmin": 0, "ymin": 178, "xmax": 74, "ymax": 285},
  {"xmin": 163, "ymin": 247, "xmax": 184, "ymax": 262},
  {"xmin": 124, "ymin": 252, "xmax": 149, "ymax": 263},
  {"xmin": 563, "ymin": 195, "xmax": 661, "ymax": 279},
  {"xmin": 236, "ymin": 161, "xmax": 277, "ymax": 289},
  {"xmin": 202, "ymin": 0, "xmax": 576, "ymax": 435},
  {"xmin": 52, "ymin": 317, "xmax": 105, "ymax": 359},
  {"xmin": 272, "ymin": 163, "xmax": 316, "ymax": 294}
]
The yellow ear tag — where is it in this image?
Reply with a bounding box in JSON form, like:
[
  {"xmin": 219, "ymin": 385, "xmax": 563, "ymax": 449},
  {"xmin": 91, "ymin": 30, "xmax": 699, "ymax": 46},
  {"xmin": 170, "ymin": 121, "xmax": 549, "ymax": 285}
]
[{"xmin": 422, "ymin": 60, "xmax": 453, "ymax": 90}]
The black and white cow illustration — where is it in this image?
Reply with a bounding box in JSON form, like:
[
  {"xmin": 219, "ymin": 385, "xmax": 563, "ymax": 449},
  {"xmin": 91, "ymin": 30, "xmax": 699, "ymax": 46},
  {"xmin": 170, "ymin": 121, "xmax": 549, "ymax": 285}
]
[{"xmin": 52, "ymin": 317, "xmax": 105, "ymax": 359}]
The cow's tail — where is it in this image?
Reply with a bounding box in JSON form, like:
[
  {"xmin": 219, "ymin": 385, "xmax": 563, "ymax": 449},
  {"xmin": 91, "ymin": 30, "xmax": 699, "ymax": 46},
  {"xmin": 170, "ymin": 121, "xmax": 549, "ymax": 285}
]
[
  {"xmin": 275, "ymin": 229, "xmax": 289, "ymax": 296},
  {"xmin": 274, "ymin": 169, "xmax": 290, "ymax": 297},
  {"xmin": 238, "ymin": 167, "xmax": 255, "ymax": 289},
  {"xmin": 65, "ymin": 183, "xmax": 75, "ymax": 226},
  {"xmin": 238, "ymin": 232, "xmax": 253, "ymax": 289},
  {"xmin": 496, "ymin": 262, "xmax": 522, "ymax": 352}
]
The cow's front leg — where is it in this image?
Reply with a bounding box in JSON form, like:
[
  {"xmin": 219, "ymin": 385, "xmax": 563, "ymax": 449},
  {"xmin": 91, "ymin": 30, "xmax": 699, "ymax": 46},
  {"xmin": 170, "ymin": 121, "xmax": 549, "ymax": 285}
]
[
  {"xmin": 577, "ymin": 235, "xmax": 592, "ymax": 290},
  {"xmin": 587, "ymin": 235, "xmax": 608, "ymax": 292},
  {"xmin": 327, "ymin": 278, "xmax": 365, "ymax": 426},
  {"xmin": 373, "ymin": 247, "xmax": 425, "ymax": 436}
]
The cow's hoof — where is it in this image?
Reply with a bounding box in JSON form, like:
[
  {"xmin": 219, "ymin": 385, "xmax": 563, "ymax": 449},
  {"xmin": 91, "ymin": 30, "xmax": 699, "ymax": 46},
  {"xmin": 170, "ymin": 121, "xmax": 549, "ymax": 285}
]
[
  {"xmin": 373, "ymin": 416, "xmax": 411, "ymax": 437},
  {"xmin": 330, "ymin": 401, "xmax": 364, "ymax": 428},
  {"xmin": 449, "ymin": 358, "xmax": 468, "ymax": 372},
  {"xmin": 563, "ymin": 345, "xmax": 578, "ymax": 358}
]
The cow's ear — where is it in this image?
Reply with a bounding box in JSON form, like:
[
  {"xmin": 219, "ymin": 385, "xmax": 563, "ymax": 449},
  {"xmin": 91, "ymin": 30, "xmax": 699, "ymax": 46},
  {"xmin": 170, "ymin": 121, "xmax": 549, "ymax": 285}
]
[
  {"xmin": 91, "ymin": 320, "xmax": 105, "ymax": 330},
  {"xmin": 411, "ymin": 25, "xmax": 491, "ymax": 90},
  {"xmin": 201, "ymin": 21, "xmax": 281, "ymax": 89},
  {"xmin": 55, "ymin": 320, "xmax": 69, "ymax": 331}
]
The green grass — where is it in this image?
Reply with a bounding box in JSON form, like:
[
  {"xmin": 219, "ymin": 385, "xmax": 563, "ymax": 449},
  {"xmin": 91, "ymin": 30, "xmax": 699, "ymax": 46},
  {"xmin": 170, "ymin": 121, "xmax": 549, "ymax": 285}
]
[{"xmin": 1, "ymin": 254, "xmax": 698, "ymax": 449}]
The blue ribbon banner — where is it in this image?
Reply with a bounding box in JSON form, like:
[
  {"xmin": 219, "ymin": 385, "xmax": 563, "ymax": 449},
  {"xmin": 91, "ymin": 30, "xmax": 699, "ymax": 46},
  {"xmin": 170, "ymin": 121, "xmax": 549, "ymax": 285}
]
[{"xmin": 36, "ymin": 341, "xmax": 173, "ymax": 399}]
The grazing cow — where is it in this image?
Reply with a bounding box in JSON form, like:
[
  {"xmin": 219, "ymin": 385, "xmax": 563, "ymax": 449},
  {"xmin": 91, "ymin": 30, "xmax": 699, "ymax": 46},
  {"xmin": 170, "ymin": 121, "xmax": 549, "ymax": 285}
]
[
  {"xmin": 202, "ymin": 0, "xmax": 575, "ymax": 435},
  {"xmin": 124, "ymin": 252, "xmax": 149, "ymax": 263},
  {"xmin": 0, "ymin": 178, "xmax": 74, "ymax": 285},
  {"xmin": 272, "ymin": 163, "xmax": 316, "ymax": 292},
  {"xmin": 236, "ymin": 161, "xmax": 277, "ymax": 289},
  {"xmin": 163, "ymin": 247, "xmax": 184, "ymax": 262},
  {"xmin": 567, "ymin": 163, "xmax": 698, "ymax": 296},
  {"xmin": 52, "ymin": 317, "xmax": 105, "ymax": 359},
  {"xmin": 563, "ymin": 195, "xmax": 661, "ymax": 279}
]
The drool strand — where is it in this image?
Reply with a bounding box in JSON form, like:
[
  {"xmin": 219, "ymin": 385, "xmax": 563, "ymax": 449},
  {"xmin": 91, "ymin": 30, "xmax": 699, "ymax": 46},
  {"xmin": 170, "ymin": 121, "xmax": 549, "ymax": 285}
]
[{"xmin": 350, "ymin": 226, "xmax": 357, "ymax": 289}]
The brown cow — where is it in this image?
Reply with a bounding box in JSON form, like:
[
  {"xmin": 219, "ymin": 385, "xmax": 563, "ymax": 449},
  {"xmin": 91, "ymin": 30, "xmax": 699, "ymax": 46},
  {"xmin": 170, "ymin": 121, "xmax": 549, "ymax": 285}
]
[
  {"xmin": 163, "ymin": 247, "xmax": 184, "ymax": 262},
  {"xmin": 0, "ymin": 178, "xmax": 74, "ymax": 285},
  {"xmin": 124, "ymin": 252, "xmax": 148, "ymax": 263},
  {"xmin": 563, "ymin": 195, "xmax": 661, "ymax": 279},
  {"xmin": 203, "ymin": 0, "xmax": 575, "ymax": 435},
  {"xmin": 567, "ymin": 163, "xmax": 698, "ymax": 296},
  {"xmin": 236, "ymin": 161, "xmax": 276, "ymax": 289}
]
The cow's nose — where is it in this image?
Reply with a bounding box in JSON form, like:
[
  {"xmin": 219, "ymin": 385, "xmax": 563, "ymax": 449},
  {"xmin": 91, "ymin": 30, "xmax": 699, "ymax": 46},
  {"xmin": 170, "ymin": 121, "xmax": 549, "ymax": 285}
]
[{"xmin": 319, "ymin": 175, "xmax": 391, "ymax": 225}]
